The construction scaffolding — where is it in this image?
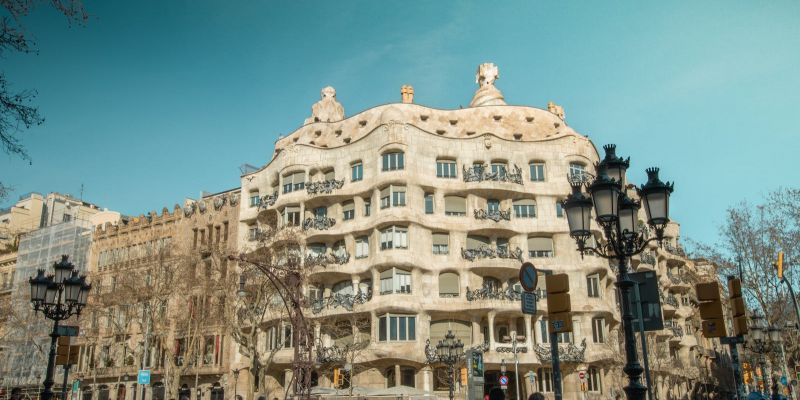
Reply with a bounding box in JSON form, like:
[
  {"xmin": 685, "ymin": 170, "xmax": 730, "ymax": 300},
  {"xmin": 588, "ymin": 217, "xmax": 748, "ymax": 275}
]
[{"xmin": 1, "ymin": 219, "xmax": 94, "ymax": 395}]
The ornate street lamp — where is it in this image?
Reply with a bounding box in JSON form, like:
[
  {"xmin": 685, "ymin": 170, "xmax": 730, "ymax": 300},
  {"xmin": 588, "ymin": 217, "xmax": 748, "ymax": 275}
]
[
  {"xmin": 426, "ymin": 330, "xmax": 465, "ymax": 400},
  {"xmin": 28, "ymin": 255, "xmax": 91, "ymax": 400},
  {"xmin": 561, "ymin": 144, "xmax": 674, "ymax": 400}
]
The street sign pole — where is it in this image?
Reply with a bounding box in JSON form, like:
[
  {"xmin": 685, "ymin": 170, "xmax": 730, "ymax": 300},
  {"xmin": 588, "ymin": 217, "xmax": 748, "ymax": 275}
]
[
  {"xmin": 721, "ymin": 336, "xmax": 746, "ymax": 400},
  {"xmin": 633, "ymin": 283, "xmax": 653, "ymax": 400},
  {"xmin": 61, "ymin": 364, "xmax": 72, "ymax": 400},
  {"xmin": 550, "ymin": 332, "xmax": 562, "ymax": 400}
]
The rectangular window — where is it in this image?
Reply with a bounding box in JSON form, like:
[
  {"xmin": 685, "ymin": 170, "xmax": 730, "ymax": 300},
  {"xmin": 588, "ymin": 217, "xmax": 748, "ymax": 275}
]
[
  {"xmin": 63, "ymin": 214, "xmax": 72, "ymax": 222},
  {"xmin": 539, "ymin": 318, "xmax": 549, "ymax": 344},
  {"xmin": 380, "ymin": 226, "xmax": 408, "ymax": 250},
  {"xmin": 342, "ymin": 201, "xmax": 355, "ymax": 221},
  {"xmin": 380, "ymin": 268, "xmax": 412, "ymax": 294},
  {"xmin": 587, "ymin": 274, "xmax": 600, "ymax": 298},
  {"xmin": 490, "ymin": 163, "xmax": 507, "ymax": 179},
  {"xmin": 587, "ymin": 368, "xmax": 602, "ymax": 392},
  {"xmin": 436, "ymin": 160, "xmax": 457, "ymax": 178},
  {"xmin": 529, "ymin": 163, "xmax": 545, "ymax": 182},
  {"xmin": 381, "ymin": 186, "xmax": 406, "ymax": 208},
  {"xmin": 569, "ymin": 163, "xmax": 586, "ymax": 180},
  {"xmin": 249, "ymin": 193, "xmax": 260, "ymax": 207},
  {"xmin": 355, "ymin": 236, "xmax": 369, "ymax": 259},
  {"xmin": 556, "ymin": 202, "xmax": 564, "ymax": 218},
  {"xmin": 592, "ymin": 318, "xmax": 605, "ymax": 343},
  {"xmin": 351, "ymin": 163, "xmax": 363, "ymax": 182},
  {"xmin": 487, "ymin": 199, "xmax": 500, "ymax": 213},
  {"xmin": 378, "ymin": 314, "xmax": 416, "ymax": 342},
  {"xmin": 444, "ymin": 196, "xmax": 467, "ymax": 216},
  {"xmin": 382, "ymin": 152, "xmax": 405, "ymax": 171},
  {"xmin": 283, "ymin": 206, "xmax": 300, "ymax": 226},
  {"xmin": 528, "ymin": 237, "xmax": 555, "ymax": 258},
  {"xmin": 364, "ymin": 198, "xmax": 371, "ymax": 216},
  {"xmin": 537, "ymin": 368, "xmax": 553, "ymax": 393},
  {"xmin": 513, "ymin": 200, "xmax": 536, "ymax": 218},
  {"xmin": 314, "ymin": 206, "xmax": 327, "ymax": 218},
  {"xmin": 292, "ymin": 172, "xmax": 306, "ymax": 191},
  {"xmin": 432, "ymin": 233, "xmax": 449, "ymax": 255},
  {"xmin": 424, "ymin": 193, "xmax": 434, "ymax": 214}
]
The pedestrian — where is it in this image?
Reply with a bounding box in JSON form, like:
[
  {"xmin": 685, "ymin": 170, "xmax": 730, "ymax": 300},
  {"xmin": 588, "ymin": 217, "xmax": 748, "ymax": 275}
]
[{"xmin": 528, "ymin": 392, "xmax": 545, "ymax": 400}]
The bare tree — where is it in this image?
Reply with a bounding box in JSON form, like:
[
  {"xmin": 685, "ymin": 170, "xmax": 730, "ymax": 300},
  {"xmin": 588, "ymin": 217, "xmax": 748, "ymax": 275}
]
[
  {"xmin": 315, "ymin": 315, "xmax": 371, "ymax": 395},
  {"xmin": 691, "ymin": 187, "xmax": 800, "ymax": 367},
  {"xmin": 0, "ymin": 0, "xmax": 88, "ymax": 178}
]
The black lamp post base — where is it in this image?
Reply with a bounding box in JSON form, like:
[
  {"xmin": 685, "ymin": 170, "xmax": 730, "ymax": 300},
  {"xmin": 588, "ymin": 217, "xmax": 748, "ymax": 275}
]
[{"xmin": 623, "ymin": 382, "xmax": 648, "ymax": 400}]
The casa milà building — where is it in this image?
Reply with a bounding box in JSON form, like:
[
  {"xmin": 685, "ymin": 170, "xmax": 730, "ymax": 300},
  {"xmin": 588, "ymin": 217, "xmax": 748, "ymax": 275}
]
[{"xmin": 235, "ymin": 63, "xmax": 721, "ymax": 400}]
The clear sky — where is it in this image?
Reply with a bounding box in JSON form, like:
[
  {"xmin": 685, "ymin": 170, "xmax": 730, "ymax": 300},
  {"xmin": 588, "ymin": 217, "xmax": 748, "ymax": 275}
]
[{"xmin": 1, "ymin": 1, "xmax": 798, "ymax": 246}]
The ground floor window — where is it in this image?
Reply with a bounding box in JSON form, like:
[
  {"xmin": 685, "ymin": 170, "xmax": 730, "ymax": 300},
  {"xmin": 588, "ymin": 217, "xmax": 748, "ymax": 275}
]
[
  {"xmin": 536, "ymin": 368, "xmax": 553, "ymax": 393},
  {"xmin": 587, "ymin": 367, "xmax": 602, "ymax": 392}
]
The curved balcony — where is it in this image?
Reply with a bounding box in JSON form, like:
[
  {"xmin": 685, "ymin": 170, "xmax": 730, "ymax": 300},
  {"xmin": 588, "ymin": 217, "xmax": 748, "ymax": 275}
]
[
  {"xmin": 473, "ymin": 208, "xmax": 511, "ymax": 222},
  {"xmin": 303, "ymin": 216, "xmax": 337, "ymax": 231},
  {"xmin": 533, "ymin": 338, "xmax": 587, "ymax": 363},
  {"xmin": 309, "ymin": 288, "xmax": 373, "ymax": 315},
  {"xmin": 461, "ymin": 245, "xmax": 524, "ymax": 263},
  {"xmin": 306, "ymin": 179, "xmax": 345, "ymax": 196},
  {"xmin": 462, "ymin": 164, "xmax": 524, "ymax": 185}
]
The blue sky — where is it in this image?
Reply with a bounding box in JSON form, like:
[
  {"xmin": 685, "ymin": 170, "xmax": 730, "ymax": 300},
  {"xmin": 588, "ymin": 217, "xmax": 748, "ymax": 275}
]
[{"xmin": 1, "ymin": 1, "xmax": 798, "ymax": 246}]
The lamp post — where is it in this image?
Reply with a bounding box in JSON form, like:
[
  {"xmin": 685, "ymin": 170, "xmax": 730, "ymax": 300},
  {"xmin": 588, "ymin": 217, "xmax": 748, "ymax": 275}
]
[
  {"xmin": 232, "ymin": 368, "xmax": 240, "ymax": 400},
  {"xmin": 746, "ymin": 313, "xmax": 786, "ymax": 399},
  {"xmin": 425, "ymin": 330, "xmax": 465, "ymax": 400},
  {"xmin": 561, "ymin": 144, "xmax": 674, "ymax": 400},
  {"xmin": 28, "ymin": 255, "xmax": 91, "ymax": 400}
]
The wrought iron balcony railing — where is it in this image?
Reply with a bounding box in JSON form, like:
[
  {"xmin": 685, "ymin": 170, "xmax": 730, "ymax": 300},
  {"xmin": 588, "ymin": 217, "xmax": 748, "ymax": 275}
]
[
  {"xmin": 305, "ymin": 251, "xmax": 350, "ymax": 266},
  {"xmin": 664, "ymin": 243, "xmax": 686, "ymax": 257},
  {"xmin": 461, "ymin": 245, "xmax": 523, "ymax": 262},
  {"xmin": 664, "ymin": 294, "xmax": 679, "ymax": 308},
  {"xmin": 259, "ymin": 191, "xmax": 279, "ymax": 208},
  {"xmin": 534, "ymin": 339, "xmax": 587, "ymax": 363},
  {"xmin": 306, "ymin": 179, "xmax": 345, "ymax": 195},
  {"xmin": 310, "ymin": 288, "xmax": 373, "ymax": 314},
  {"xmin": 466, "ymin": 286, "xmax": 523, "ymax": 301},
  {"xmin": 462, "ymin": 164, "xmax": 523, "ymax": 185},
  {"xmin": 640, "ymin": 253, "xmax": 657, "ymax": 265},
  {"xmin": 303, "ymin": 216, "xmax": 336, "ymax": 231},
  {"xmin": 474, "ymin": 208, "xmax": 511, "ymax": 222}
]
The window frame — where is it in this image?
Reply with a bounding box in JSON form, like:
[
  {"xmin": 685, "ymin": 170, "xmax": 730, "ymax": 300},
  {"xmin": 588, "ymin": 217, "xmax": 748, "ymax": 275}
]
[
  {"xmin": 529, "ymin": 162, "xmax": 545, "ymax": 182},
  {"xmin": 382, "ymin": 151, "xmax": 405, "ymax": 171},
  {"xmin": 351, "ymin": 162, "xmax": 363, "ymax": 182},
  {"xmin": 378, "ymin": 313, "xmax": 417, "ymax": 342},
  {"xmin": 380, "ymin": 226, "xmax": 408, "ymax": 250},
  {"xmin": 436, "ymin": 160, "xmax": 457, "ymax": 179},
  {"xmin": 355, "ymin": 236, "xmax": 369, "ymax": 259}
]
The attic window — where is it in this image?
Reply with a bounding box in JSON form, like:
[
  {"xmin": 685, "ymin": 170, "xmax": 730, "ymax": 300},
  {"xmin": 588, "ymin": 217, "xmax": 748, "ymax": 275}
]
[
  {"xmin": 436, "ymin": 130, "xmax": 446, "ymax": 135},
  {"xmin": 309, "ymin": 140, "xmax": 315, "ymax": 145},
  {"xmin": 513, "ymin": 133, "xmax": 522, "ymax": 141},
  {"xmin": 466, "ymin": 131, "xmax": 476, "ymax": 136},
  {"xmin": 359, "ymin": 120, "xmax": 367, "ymax": 127},
  {"xmin": 335, "ymin": 129, "xmax": 342, "ymax": 136},
  {"xmin": 343, "ymin": 138, "xmax": 351, "ymax": 143},
  {"xmin": 420, "ymin": 115, "xmax": 429, "ymax": 121},
  {"xmin": 493, "ymin": 115, "xmax": 502, "ymax": 121},
  {"xmin": 293, "ymin": 137, "xmax": 299, "ymax": 142},
  {"xmin": 554, "ymin": 123, "xmax": 561, "ymax": 128},
  {"xmin": 449, "ymin": 120, "xmax": 458, "ymax": 126},
  {"xmin": 315, "ymin": 130, "xmax": 322, "ymax": 136},
  {"xmin": 526, "ymin": 116, "xmax": 534, "ymax": 122}
]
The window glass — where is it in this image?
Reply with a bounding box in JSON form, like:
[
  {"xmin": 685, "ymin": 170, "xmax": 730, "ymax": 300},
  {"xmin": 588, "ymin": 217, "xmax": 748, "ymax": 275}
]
[
  {"xmin": 401, "ymin": 367, "xmax": 416, "ymax": 387},
  {"xmin": 466, "ymin": 235, "xmax": 490, "ymax": 250},
  {"xmin": 556, "ymin": 201, "xmax": 564, "ymax": 218},
  {"xmin": 380, "ymin": 226, "xmax": 408, "ymax": 250},
  {"xmin": 283, "ymin": 206, "xmax": 300, "ymax": 226},
  {"xmin": 529, "ymin": 162, "xmax": 545, "ymax": 182},
  {"xmin": 513, "ymin": 199, "xmax": 536, "ymax": 218},
  {"xmin": 378, "ymin": 315, "xmax": 416, "ymax": 342},
  {"xmin": 537, "ymin": 368, "xmax": 554, "ymax": 393},
  {"xmin": 342, "ymin": 201, "xmax": 355, "ymax": 221},
  {"xmin": 432, "ymin": 232, "xmax": 449, "ymax": 254},
  {"xmin": 355, "ymin": 236, "xmax": 369, "ymax": 259},
  {"xmin": 487, "ymin": 199, "xmax": 500, "ymax": 213},
  {"xmin": 249, "ymin": 192, "xmax": 260, "ymax": 207},
  {"xmin": 569, "ymin": 163, "xmax": 586, "ymax": 180},
  {"xmin": 587, "ymin": 367, "xmax": 602, "ymax": 392},
  {"xmin": 528, "ymin": 237, "xmax": 554, "ymax": 258},
  {"xmin": 436, "ymin": 160, "xmax": 457, "ymax": 178},
  {"xmin": 587, "ymin": 274, "xmax": 600, "ymax": 298},
  {"xmin": 382, "ymin": 152, "xmax": 405, "ymax": 171},
  {"xmin": 364, "ymin": 198, "xmax": 371, "ymax": 216},
  {"xmin": 592, "ymin": 318, "xmax": 605, "ymax": 343},
  {"xmin": 351, "ymin": 162, "xmax": 363, "ymax": 182},
  {"xmin": 424, "ymin": 193, "xmax": 434, "ymax": 214}
]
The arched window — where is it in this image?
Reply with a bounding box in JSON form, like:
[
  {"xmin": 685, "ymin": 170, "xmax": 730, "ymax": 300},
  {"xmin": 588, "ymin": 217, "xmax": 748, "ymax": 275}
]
[
  {"xmin": 438, "ymin": 272, "xmax": 459, "ymax": 297},
  {"xmin": 400, "ymin": 367, "xmax": 416, "ymax": 387}
]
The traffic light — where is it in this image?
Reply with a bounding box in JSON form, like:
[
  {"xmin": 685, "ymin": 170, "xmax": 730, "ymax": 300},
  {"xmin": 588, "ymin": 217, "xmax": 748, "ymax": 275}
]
[
  {"xmin": 776, "ymin": 252, "xmax": 784, "ymax": 280},
  {"xmin": 460, "ymin": 367, "xmax": 468, "ymax": 385},
  {"xmin": 545, "ymin": 274, "xmax": 573, "ymax": 334},
  {"xmin": 55, "ymin": 336, "xmax": 70, "ymax": 366},
  {"xmin": 696, "ymin": 281, "xmax": 727, "ymax": 338},
  {"xmin": 727, "ymin": 277, "xmax": 748, "ymax": 336},
  {"xmin": 333, "ymin": 368, "xmax": 341, "ymax": 388}
]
